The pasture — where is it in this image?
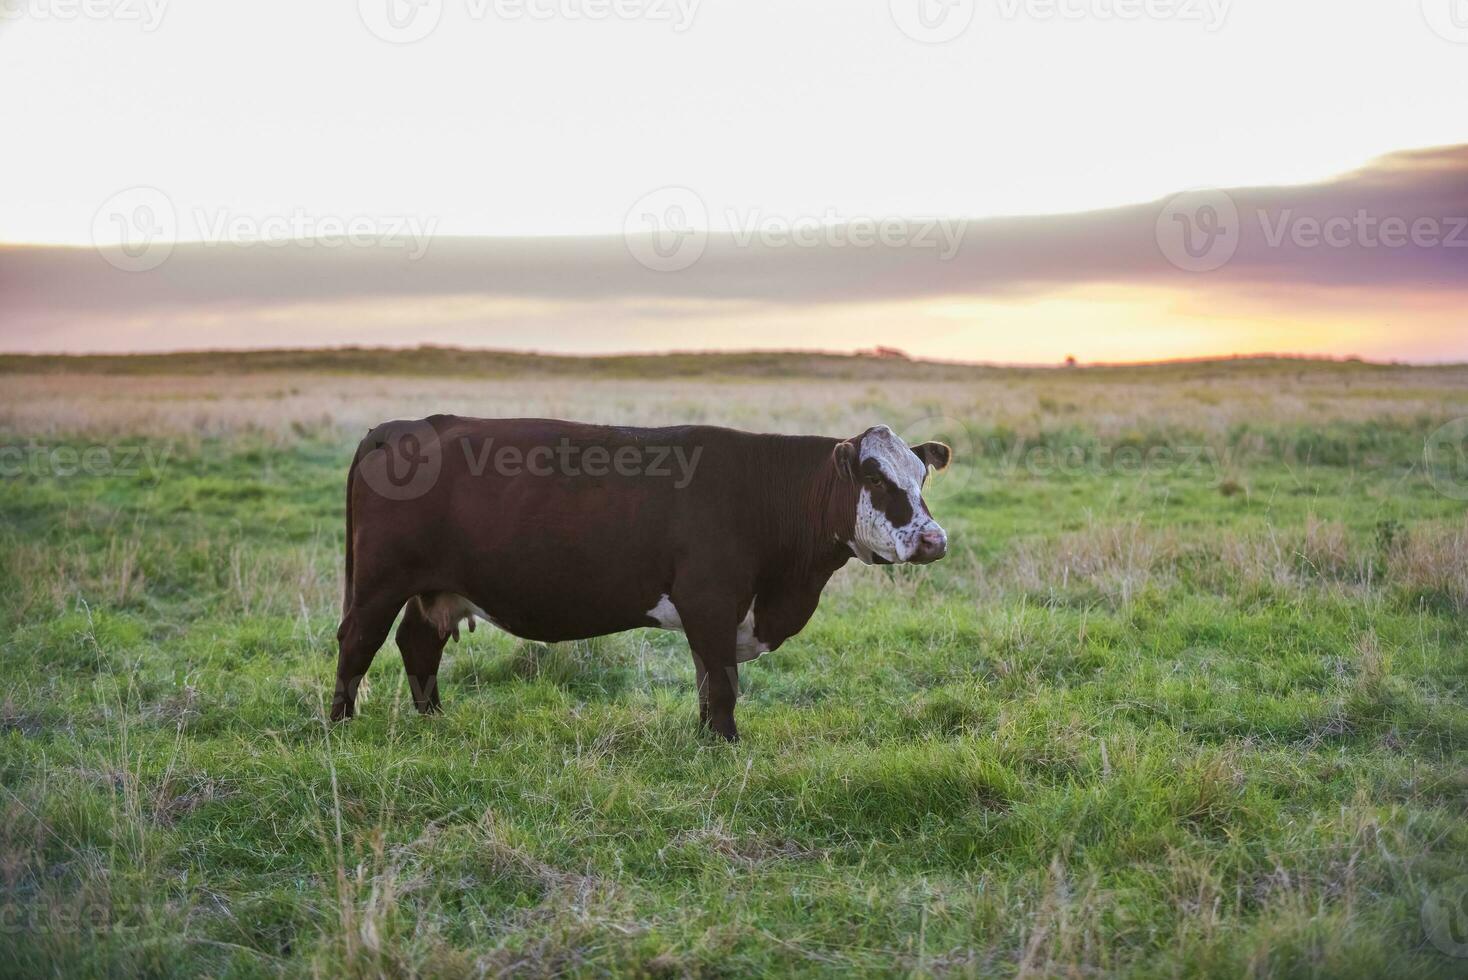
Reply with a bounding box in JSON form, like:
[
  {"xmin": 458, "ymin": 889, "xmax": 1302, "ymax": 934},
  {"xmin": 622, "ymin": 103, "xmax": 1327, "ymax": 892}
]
[{"xmin": 1, "ymin": 353, "xmax": 1466, "ymax": 978}]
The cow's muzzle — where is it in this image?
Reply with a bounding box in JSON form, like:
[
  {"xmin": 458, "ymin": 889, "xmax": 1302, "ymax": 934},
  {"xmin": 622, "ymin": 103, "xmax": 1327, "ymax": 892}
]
[{"xmin": 910, "ymin": 527, "xmax": 948, "ymax": 564}]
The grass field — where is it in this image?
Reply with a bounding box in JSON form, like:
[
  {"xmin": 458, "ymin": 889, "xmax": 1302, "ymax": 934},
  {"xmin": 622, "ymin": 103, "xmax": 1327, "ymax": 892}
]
[{"xmin": 2, "ymin": 351, "xmax": 1466, "ymax": 978}]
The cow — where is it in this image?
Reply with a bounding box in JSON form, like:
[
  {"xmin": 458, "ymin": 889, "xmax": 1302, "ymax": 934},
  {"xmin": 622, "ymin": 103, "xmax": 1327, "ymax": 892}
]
[{"xmin": 332, "ymin": 417, "xmax": 952, "ymax": 740}]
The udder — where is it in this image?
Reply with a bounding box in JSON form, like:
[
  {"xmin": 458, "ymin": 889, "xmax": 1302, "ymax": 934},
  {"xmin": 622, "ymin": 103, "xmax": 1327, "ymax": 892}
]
[{"xmin": 413, "ymin": 592, "xmax": 491, "ymax": 642}]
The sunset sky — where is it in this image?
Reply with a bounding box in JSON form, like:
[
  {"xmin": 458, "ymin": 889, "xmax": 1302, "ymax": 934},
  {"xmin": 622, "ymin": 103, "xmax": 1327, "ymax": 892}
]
[{"xmin": 1, "ymin": 2, "xmax": 1464, "ymax": 362}]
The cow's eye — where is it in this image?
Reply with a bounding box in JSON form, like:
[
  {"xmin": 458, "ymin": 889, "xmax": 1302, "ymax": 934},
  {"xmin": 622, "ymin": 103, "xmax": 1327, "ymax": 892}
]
[{"xmin": 864, "ymin": 474, "xmax": 884, "ymax": 489}]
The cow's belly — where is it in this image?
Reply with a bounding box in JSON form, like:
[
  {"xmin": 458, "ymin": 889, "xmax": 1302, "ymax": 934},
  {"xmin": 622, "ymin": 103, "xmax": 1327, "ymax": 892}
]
[
  {"xmin": 421, "ymin": 465, "xmax": 685, "ymax": 640},
  {"xmin": 419, "ymin": 592, "xmax": 652, "ymax": 644},
  {"xmin": 420, "ymin": 586, "xmax": 769, "ymax": 660},
  {"xmin": 432, "ymin": 554, "xmax": 665, "ymax": 643},
  {"xmin": 455, "ymin": 582, "xmax": 659, "ymax": 642},
  {"xmin": 476, "ymin": 600, "xmax": 652, "ymax": 644}
]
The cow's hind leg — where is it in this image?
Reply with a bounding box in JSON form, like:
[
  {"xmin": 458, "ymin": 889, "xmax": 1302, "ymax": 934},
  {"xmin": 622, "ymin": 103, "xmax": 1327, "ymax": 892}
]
[
  {"xmin": 692, "ymin": 653, "xmax": 710, "ymax": 727},
  {"xmin": 396, "ymin": 597, "xmax": 450, "ymax": 715},
  {"xmin": 331, "ymin": 597, "xmax": 400, "ymax": 721}
]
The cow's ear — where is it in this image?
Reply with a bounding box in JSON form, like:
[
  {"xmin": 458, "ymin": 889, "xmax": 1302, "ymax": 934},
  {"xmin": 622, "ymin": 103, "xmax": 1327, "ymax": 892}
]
[
  {"xmin": 833, "ymin": 440, "xmax": 859, "ymax": 482},
  {"xmin": 912, "ymin": 441, "xmax": 952, "ymax": 472}
]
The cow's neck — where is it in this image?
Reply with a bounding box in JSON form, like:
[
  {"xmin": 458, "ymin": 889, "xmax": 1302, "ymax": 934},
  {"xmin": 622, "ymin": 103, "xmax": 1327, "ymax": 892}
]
[
  {"xmin": 721, "ymin": 436, "xmax": 851, "ymax": 647},
  {"xmin": 748, "ymin": 435, "xmax": 855, "ymax": 587}
]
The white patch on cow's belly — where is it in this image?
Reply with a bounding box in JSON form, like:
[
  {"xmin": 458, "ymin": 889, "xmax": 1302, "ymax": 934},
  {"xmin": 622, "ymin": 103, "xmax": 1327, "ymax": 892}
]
[
  {"xmin": 735, "ymin": 602, "xmax": 770, "ymax": 662},
  {"xmin": 645, "ymin": 593, "xmax": 769, "ymax": 662}
]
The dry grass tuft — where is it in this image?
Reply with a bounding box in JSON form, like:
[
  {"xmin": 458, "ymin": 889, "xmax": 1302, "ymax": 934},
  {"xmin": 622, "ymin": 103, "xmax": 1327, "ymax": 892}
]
[
  {"xmin": 1003, "ymin": 519, "xmax": 1171, "ymax": 604},
  {"xmin": 666, "ymin": 822, "xmax": 820, "ymax": 868},
  {"xmin": 1386, "ymin": 517, "xmax": 1468, "ymax": 611}
]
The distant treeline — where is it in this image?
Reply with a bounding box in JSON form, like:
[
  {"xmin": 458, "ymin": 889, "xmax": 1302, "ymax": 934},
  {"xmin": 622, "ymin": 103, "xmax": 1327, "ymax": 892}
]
[{"xmin": 0, "ymin": 347, "xmax": 1442, "ymax": 382}]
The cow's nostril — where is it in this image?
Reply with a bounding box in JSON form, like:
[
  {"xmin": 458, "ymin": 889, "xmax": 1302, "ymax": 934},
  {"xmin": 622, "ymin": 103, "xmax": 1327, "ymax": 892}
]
[{"xmin": 914, "ymin": 529, "xmax": 947, "ymax": 562}]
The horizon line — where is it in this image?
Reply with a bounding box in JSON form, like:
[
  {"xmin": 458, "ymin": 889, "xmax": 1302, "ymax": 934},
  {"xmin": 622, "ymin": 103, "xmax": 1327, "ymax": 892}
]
[{"xmin": 3, "ymin": 344, "xmax": 1462, "ymax": 371}]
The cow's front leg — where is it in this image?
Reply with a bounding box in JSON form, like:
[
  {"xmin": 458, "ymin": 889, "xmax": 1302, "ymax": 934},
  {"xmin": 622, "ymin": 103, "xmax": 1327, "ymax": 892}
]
[
  {"xmin": 677, "ymin": 596, "xmax": 740, "ymax": 742},
  {"xmin": 701, "ymin": 656, "xmax": 739, "ymax": 742}
]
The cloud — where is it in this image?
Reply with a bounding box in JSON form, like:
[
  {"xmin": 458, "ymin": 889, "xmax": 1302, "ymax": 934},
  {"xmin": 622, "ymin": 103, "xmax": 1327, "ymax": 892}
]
[{"xmin": 2, "ymin": 144, "xmax": 1465, "ymax": 354}]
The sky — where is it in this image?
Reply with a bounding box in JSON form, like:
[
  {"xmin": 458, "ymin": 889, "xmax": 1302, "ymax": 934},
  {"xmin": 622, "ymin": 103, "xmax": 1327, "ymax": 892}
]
[{"xmin": 1, "ymin": 1, "xmax": 1465, "ymax": 362}]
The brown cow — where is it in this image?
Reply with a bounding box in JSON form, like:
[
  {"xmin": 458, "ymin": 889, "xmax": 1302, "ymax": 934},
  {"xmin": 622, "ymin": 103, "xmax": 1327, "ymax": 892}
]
[{"xmin": 332, "ymin": 417, "xmax": 951, "ymax": 740}]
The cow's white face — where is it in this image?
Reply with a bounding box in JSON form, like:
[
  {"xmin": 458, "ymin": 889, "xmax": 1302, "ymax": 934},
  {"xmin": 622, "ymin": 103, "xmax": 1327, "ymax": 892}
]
[{"xmin": 837, "ymin": 425, "xmax": 951, "ymax": 565}]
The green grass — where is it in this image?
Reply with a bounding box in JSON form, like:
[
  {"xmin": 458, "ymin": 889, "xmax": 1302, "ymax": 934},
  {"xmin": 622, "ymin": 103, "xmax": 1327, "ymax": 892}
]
[{"xmin": 2, "ymin": 359, "xmax": 1466, "ymax": 977}]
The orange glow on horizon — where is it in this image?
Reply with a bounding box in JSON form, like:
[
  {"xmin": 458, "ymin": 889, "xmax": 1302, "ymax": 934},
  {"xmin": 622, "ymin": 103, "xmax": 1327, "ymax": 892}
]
[{"xmin": 6, "ymin": 283, "xmax": 1463, "ymax": 364}]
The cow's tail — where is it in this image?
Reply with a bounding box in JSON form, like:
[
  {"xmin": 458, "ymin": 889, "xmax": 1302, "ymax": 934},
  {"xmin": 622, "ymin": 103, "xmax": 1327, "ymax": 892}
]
[{"xmin": 340, "ymin": 440, "xmax": 365, "ymax": 626}]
